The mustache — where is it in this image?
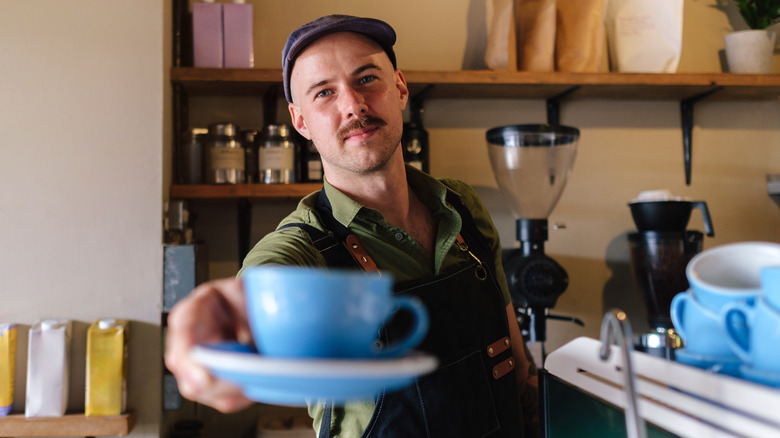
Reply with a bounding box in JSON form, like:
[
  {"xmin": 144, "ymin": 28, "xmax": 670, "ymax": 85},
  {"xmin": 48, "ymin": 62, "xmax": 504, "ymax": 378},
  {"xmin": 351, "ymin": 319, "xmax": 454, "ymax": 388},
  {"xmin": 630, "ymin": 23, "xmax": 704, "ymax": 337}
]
[{"xmin": 337, "ymin": 115, "xmax": 387, "ymax": 141}]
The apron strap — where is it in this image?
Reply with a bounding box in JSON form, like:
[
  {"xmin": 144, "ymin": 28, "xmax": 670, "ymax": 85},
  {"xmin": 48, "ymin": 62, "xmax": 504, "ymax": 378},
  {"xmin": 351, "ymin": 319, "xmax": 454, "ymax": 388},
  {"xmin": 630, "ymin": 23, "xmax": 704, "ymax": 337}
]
[
  {"xmin": 445, "ymin": 189, "xmax": 502, "ymax": 290},
  {"xmin": 278, "ymin": 190, "xmax": 380, "ymax": 271},
  {"xmin": 276, "ymin": 222, "xmax": 357, "ymax": 269},
  {"xmin": 318, "ymin": 401, "xmax": 333, "ymax": 438}
]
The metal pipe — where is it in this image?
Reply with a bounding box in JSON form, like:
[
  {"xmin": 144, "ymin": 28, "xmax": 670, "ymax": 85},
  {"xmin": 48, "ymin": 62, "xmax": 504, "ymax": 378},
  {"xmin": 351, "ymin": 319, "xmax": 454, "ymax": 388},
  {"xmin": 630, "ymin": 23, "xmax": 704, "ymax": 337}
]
[{"xmin": 599, "ymin": 309, "xmax": 647, "ymax": 438}]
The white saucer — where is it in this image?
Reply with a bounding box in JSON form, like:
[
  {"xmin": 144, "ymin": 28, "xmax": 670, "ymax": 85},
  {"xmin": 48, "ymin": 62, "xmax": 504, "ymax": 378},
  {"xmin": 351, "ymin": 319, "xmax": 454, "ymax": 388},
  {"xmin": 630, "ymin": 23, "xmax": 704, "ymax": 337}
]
[
  {"xmin": 674, "ymin": 348, "xmax": 742, "ymax": 376},
  {"xmin": 191, "ymin": 342, "xmax": 438, "ymax": 406}
]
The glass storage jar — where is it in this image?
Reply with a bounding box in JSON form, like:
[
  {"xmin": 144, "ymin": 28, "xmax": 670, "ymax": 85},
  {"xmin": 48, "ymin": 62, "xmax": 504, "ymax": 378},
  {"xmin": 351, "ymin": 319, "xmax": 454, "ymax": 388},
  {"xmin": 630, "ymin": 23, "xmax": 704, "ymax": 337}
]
[
  {"xmin": 259, "ymin": 124, "xmax": 296, "ymax": 184},
  {"xmin": 205, "ymin": 122, "xmax": 244, "ymax": 184}
]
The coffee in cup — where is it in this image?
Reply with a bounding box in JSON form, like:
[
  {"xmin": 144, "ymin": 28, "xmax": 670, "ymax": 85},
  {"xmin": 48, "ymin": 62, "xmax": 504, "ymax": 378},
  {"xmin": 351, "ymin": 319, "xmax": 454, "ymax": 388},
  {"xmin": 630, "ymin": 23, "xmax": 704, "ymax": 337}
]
[{"xmin": 242, "ymin": 266, "xmax": 429, "ymax": 359}]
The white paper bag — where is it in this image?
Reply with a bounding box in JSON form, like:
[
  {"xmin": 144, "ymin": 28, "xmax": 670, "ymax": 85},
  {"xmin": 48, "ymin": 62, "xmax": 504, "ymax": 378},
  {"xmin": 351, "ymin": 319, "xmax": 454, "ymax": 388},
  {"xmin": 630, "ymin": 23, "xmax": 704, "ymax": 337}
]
[
  {"xmin": 485, "ymin": 0, "xmax": 515, "ymax": 69},
  {"xmin": 606, "ymin": 0, "xmax": 683, "ymax": 73},
  {"xmin": 25, "ymin": 320, "xmax": 72, "ymax": 417}
]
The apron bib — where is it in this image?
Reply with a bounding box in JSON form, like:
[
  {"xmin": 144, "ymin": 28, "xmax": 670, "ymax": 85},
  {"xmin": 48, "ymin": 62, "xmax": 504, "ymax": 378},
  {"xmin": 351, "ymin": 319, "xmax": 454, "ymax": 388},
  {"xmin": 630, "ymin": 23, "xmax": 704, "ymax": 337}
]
[{"xmin": 280, "ymin": 189, "xmax": 524, "ymax": 438}]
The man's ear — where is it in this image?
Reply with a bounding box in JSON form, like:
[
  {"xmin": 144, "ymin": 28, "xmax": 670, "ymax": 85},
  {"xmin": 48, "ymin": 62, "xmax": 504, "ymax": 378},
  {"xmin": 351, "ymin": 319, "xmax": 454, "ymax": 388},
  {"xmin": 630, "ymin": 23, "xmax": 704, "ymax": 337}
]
[
  {"xmin": 395, "ymin": 69, "xmax": 410, "ymax": 111},
  {"xmin": 288, "ymin": 103, "xmax": 311, "ymax": 140}
]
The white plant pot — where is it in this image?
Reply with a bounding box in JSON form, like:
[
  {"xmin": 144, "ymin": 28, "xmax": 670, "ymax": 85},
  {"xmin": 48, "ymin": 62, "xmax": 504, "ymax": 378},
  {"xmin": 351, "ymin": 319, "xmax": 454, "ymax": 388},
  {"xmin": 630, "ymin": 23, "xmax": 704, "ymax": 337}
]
[{"xmin": 724, "ymin": 29, "xmax": 776, "ymax": 73}]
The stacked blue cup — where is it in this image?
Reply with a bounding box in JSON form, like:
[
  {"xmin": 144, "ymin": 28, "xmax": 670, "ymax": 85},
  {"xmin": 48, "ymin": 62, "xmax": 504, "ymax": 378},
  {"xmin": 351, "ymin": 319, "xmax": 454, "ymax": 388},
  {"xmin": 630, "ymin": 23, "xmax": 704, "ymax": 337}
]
[
  {"xmin": 721, "ymin": 266, "xmax": 780, "ymax": 386},
  {"xmin": 671, "ymin": 242, "xmax": 780, "ymax": 377}
]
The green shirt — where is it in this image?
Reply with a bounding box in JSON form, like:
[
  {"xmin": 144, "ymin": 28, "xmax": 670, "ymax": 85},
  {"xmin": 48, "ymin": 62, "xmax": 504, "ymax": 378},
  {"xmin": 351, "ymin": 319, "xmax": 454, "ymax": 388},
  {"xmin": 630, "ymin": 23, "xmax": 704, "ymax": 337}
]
[{"xmin": 239, "ymin": 165, "xmax": 511, "ymax": 437}]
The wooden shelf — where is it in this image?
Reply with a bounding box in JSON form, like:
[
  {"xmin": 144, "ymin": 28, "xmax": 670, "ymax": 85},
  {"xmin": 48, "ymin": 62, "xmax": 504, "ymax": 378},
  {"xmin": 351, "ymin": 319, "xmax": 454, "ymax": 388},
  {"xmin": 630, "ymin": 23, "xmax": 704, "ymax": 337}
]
[
  {"xmin": 0, "ymin": 412, "xmax": 135, "ymax": 437},
  {"xmin": 170, "ymin": 183, "xmax": 322, "ymax": 201},
  {"xmin": 169, "ymin": 67, "xmax": 780, "ymax": 191},
  {"xmin": 171, "ymin": 67, "xmax": 780, "ymax": 101}
]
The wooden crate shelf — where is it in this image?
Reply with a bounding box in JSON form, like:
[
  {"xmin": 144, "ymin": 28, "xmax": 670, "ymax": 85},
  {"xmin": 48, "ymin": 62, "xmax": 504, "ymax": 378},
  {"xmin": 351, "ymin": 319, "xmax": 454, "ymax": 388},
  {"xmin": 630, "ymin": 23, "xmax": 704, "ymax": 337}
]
[{"xmin": 0, "ymin": 412, "xmax": 135, "ymax": 437}]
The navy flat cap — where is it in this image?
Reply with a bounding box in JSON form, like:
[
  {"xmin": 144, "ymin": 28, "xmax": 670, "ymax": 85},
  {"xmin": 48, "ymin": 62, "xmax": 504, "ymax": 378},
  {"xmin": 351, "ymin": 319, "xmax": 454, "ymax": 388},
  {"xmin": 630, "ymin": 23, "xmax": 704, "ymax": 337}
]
[{"xmin": 282, "ymin": 15, "xmax": 397, "ymax": 103}]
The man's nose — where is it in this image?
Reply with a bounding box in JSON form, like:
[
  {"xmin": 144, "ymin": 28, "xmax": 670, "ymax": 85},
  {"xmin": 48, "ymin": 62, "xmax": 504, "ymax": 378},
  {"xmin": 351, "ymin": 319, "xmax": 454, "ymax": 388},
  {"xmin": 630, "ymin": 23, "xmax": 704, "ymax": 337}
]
[{"xmin": 338, "ymin": 87, "xmax": 367, "ymax": 118}]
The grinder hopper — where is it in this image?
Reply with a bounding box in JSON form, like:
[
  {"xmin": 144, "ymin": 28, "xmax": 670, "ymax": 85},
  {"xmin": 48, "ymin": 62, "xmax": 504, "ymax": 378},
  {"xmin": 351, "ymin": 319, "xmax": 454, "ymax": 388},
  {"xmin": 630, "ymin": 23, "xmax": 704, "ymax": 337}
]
[
  {"xmin": 486, "ymin": 124, "xmax": 580, "ymax": 349},
  {"xmin": 487, "ymin": 124, "xmax": 579, "ymax": 220}
]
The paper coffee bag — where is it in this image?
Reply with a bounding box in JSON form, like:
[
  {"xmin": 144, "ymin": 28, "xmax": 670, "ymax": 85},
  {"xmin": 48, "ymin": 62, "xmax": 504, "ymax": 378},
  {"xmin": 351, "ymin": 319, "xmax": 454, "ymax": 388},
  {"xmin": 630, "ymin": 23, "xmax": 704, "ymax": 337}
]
[
  {"xmin": 555, "ymin": 0, "xmax": 608, "ymax": 72},
  {"xmin": 485, "ymin": 0, "xmax": 517, "ymax": 70},
  {"xmin": 515, "ymin": 0, "xmax": 556, "ymax": 71},
  {"xmin": 85, "ymin": 319, "xmax": 128, "ymax": 416},
  {"xmin": 0, "ymin": 324, "xmax": 16, "ymax": 416},
  {"xmin": 606, "ymin": 0, "xmax": 683, "ymax": 73},
  {"xmin": 26, "ymin": 319, "xmax": 72, "ymax": 417}
]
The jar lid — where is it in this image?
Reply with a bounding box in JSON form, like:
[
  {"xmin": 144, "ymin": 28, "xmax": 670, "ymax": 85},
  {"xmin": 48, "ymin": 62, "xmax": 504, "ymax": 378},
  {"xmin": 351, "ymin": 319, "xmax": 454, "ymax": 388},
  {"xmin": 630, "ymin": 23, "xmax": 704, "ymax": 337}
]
[
  {"xmin": 240, "ymin": 129, "xmax": 259, "ymax": 142},
  {"xmin": 264, "ymin": 124, "xmax": 290, "ymax": 138},
  {"xmin": 208, "ymin": 122, "xmax": 239, "ymax": 137}
]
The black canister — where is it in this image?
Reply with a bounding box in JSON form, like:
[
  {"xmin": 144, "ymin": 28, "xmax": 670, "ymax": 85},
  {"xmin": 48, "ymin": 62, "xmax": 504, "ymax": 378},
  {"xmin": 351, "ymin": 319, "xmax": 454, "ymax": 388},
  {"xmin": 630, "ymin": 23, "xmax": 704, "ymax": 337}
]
[
  {"xmin": 240, "ymin": 129, "xmax": 259, "ymax": 183},
  {"xmin": 302, "ymin": 139, "xmax": 323, "ymax": 182},
  {"xmin": 181, "ymin": 128, "xmax": 207, "ymax": 184}
]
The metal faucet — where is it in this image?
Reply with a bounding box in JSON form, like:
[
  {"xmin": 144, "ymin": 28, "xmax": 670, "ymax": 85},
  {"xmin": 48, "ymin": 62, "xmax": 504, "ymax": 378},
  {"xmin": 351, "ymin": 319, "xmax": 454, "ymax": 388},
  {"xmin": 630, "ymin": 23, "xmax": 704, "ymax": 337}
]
[{"xmin": 600, "ymin": 309, "xmax": 647, "ymax": 438}]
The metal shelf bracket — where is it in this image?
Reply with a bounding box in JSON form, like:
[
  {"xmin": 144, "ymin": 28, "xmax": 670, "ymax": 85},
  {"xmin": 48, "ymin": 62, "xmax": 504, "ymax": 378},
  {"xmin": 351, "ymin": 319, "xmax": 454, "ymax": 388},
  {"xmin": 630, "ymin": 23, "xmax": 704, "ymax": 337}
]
[
  {"xmin": 413, "ymin": 84, "xmax": 435, "ymax": 101},
  {"xmin": 680, "ymin": 86, "xmax": 723, "ymax": 185},
  {"xmin": 546, "ymin": 86, "xmax": 580, "ymax": 125},
  {"xmin": 407, "ymin": 84, "xmax": 435, "ymax": 120}
]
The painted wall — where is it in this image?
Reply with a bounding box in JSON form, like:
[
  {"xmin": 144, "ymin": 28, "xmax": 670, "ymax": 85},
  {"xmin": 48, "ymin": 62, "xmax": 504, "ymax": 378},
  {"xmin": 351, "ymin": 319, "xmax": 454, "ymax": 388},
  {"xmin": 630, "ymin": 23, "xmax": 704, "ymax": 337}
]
[
  {"xmin": 1, "ymin": 0, "xmax": 777, "ymax": 437},
  {"xmin": 0, "ymin": 1, "xmax": 164, "ymax": 436}
]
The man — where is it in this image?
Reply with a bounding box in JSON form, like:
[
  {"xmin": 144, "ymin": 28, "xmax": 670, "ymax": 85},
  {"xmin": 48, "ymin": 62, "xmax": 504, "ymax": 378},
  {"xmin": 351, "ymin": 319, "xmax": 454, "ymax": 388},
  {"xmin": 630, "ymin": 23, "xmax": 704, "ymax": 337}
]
[{"xmin": 165, "ymin": 14, "xmax": 539, "ymax": 437}]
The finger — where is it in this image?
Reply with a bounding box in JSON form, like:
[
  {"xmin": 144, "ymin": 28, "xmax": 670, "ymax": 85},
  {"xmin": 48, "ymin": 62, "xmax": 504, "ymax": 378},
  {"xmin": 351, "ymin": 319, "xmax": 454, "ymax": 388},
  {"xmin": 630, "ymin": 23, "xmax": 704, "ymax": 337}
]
[
  {"xmin": 174, "ymin": 360, "xmax": 253, "ymax": 412},
  {"xmin": 165, "ymin": 284, "xmax": 229, "ymax": 380},
  {"xmin": 163, "ymin": 277, "xmax": 256, "ymax": 412},
  {"xmin": 199, "ymin": 277, "xmax": 253, "ymax": 344},
  {"xmin": 167, "ymin": 278, "xmax": 246, "ymax": 346}
]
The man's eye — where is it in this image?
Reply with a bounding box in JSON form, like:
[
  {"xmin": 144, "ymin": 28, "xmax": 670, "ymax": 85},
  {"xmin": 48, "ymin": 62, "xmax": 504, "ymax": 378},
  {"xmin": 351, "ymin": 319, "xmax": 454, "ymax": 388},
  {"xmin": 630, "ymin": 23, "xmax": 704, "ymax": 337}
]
[
  {"xmin": 315, "ymin": 89, "xmax": 333, "ymax": 98},
  {"xmin": 358, "ymin": 75, "xmax": 376, "ymax": 85}
]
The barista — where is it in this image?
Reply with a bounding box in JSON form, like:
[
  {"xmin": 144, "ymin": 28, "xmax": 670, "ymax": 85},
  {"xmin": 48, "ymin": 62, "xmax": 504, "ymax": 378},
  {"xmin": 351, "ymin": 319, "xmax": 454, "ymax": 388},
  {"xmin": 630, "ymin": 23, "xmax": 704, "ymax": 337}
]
[{"xmin": 165, "ymin": 14, "xmax": 540, "ymax": 438}]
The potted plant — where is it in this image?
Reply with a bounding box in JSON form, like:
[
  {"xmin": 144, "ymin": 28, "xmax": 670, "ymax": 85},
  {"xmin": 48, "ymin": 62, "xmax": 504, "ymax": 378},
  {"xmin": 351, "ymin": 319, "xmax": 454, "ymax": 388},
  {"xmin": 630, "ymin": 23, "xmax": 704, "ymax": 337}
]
[{"xmin": 724, "ymin": 0, "xmax": 780, "ymax": 73}]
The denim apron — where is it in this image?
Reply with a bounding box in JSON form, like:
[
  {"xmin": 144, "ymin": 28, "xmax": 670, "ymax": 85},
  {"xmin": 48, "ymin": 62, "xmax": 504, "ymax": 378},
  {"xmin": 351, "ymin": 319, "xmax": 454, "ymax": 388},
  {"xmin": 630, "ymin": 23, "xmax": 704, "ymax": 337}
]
[{"xmin": 280, "ymin": 189, "xmax": 524, "ymax": 438}]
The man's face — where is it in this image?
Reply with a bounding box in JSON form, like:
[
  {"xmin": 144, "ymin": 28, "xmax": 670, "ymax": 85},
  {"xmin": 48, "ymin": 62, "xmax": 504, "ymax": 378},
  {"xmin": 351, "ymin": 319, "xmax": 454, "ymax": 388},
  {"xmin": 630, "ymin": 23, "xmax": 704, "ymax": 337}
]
[{"xmin": 288, "ymin": 32, "xmax": 409, "ymax": 177}]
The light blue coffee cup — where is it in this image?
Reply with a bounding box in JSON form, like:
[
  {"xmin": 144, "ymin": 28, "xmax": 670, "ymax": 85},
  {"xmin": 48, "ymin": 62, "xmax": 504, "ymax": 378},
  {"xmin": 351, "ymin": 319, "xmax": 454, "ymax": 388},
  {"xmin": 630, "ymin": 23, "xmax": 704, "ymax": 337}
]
[
  {"xmin": 721, "ymin": 297, "xmax": 780, "ymax": 372},
  {"xmin": 685, "ymin": 242, "xmax": 780, "ymax": 313},
  {"xmin": 670, "ymin": 291, "xmax": 741, "ymax": 357},
  {"xmin": 242, "ymin": 266, "xmax": 429, "ymax": 359},
  {"xmin": 760, "ymin": 265, "xmax": 780, "ymax": 312}
]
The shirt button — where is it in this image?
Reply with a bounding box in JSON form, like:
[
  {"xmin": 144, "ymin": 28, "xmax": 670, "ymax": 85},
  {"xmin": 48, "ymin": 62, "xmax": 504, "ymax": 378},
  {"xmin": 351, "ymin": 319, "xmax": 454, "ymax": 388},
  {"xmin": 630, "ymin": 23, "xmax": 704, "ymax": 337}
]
[{"xmin": 394, "ymin": 232, "xmax": 403, "ymax": 241}]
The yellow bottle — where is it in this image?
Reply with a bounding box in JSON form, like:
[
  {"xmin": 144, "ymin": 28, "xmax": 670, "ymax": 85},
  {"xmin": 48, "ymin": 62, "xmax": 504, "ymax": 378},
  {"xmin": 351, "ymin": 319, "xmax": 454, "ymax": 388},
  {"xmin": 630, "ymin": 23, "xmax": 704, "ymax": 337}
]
[
  {"xmin": 85, "ymin": 319, "xmax": 128, "ymax": 416},
  {"xmin": 0, "ymin": 323, "xmax": 17, "ymax": 416}
]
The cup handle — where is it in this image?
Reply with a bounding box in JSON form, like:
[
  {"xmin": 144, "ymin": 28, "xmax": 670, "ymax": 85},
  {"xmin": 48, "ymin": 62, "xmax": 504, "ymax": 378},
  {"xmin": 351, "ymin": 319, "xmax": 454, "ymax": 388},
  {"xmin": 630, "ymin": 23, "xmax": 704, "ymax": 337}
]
[
  {"xmin": 720, "ymin": 302, "xmax": 753, "ymax": 363},
  {"xmin": 378, "ymin": 296, "xmax": 430, "ymax": 358},
  {"xmin": 670, "ymin": 293, "xmax": 689, "ymax": 342},
  {"xmin": 692, "ymin": 201, "xmax": 715, "ymax": 237}
]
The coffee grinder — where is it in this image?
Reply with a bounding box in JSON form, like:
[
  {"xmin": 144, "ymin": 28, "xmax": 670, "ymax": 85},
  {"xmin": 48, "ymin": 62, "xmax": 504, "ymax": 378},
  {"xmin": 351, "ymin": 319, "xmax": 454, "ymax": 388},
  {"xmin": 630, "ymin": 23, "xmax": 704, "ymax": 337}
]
[
  {"xmin": 486, "ymin": 124, "xmax": 582, "ymax": 360},
  {"xmin": 627, "ymin": 191, "xmax": 715, "ymax": 358}
]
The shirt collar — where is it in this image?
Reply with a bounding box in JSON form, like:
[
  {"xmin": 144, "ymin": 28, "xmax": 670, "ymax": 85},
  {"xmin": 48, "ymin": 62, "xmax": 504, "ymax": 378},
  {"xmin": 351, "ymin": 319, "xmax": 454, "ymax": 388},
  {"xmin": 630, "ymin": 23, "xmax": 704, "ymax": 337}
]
[
  {"xmin": 321, "ymin": 178, "xmax": 363, "ymax": 227},
  {"xmin": 321, "ymin": 164, "xmax": 451, "ymax": 228}
]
